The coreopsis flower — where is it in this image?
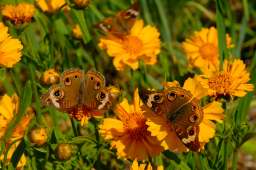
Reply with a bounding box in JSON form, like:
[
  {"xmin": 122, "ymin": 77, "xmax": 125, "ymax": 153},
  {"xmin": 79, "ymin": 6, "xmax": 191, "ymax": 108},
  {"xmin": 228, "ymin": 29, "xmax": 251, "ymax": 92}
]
[
  {"xmin": 37, "ymin": 0, "xmax": 66, "ymax": 13},
  {"xmin": 29, "ymin": 127, "xmax": 48, "ymax": 146},
  {"xmin": 182, "ymin": 27, "xmax": 232, "ymax": 73},
  {"xmin": 145, "ymin": 78, "xmax": 224, "ymax": 152},
  {"xmin": 72, "ymin": 24, "xmax": 82, "ymax": 39},
  {"xmin": 1, "ymin": 3, "xmax": 35, "ymax": 25},
  {"xmin": 99, "ymin": 20, "xmax": 160, "ymax": 71},
  {"xmin": 41, "ymin": 68, "xmax": 60, "ymax": 85},
  {"xmin": 99, "ymin": 89, "xmax": 163, "ymax": 160},
  {"xmin": 0, "ymin": 22, "xmax": 23, "ymax": 68},
  {"xmin": 197, "ymin": 59, "xmax": 254, "ymax": 98},
  {"xmin": 130, "ymin": 159, "xmax": 164, "ymax": 170},
  {"xmin": 0, "ymin": 94, "xmax": 34, "ymax": 169}
]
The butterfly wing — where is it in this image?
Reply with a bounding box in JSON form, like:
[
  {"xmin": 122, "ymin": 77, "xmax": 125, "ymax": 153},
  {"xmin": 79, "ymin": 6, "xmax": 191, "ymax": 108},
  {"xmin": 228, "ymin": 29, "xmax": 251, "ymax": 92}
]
[
  {"xmin": 82, "ymin": 70, "xmax": 120, "ymax": 115},
  {"xmin": 41, "ymin": 84, "xmax": 63, "ymax": 109},
  {"xmin": 82, "ymin": 70, "xmax": 106, "ymax": 109},
  {"xmin": 139, "ymin": 86, "xmax": 203, "ymax": 151},
  {"xmin": 139, "ymin": 87, "xmax": 193, "ymax": 115},
  {"xmin": 41, "ymin": 69, "xmax": 83, "ymax": 111},
  {"xmin": 171, "ymin": 99, "xmax": 203, "ymax": 151},
  {"xmin": 95, "ymin": 2, "xmax": 139, "ymax": 37}
]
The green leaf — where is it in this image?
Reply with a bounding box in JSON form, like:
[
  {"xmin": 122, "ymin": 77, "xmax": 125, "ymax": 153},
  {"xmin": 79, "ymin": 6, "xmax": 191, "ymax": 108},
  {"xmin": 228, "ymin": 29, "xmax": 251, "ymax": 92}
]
[
  {"xmin": 71, "ymin": 9, "xmax": 92, "ymax": 44},
  {"xmin": 216, "ymin": 0, "xmax": 227, "ymax": 66},
  {"xmin": 11, "ymin": 140, "xmax": 25, "ymax": 168}
]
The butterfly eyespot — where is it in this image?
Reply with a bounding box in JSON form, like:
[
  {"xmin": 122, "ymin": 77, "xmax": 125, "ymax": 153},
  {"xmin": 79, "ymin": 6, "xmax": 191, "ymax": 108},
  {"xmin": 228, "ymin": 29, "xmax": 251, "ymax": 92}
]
[
  {"xmin": 167, "ymin": 92, "xmax": 176, "ymax": 101},
  {"xmin": 97, "ymin": 92, "xmax": 106, "ymax": 101},
  {"xmin": 64, "ymin": 77, "xmax": 72, "ymax": 85},
  {"xmin": 153, "ymin": 94, "xmax": 162, "ymax": 103},
  {"xmin": 90, "ymin": 77, "xmax": 94, "ymax": 80},
  {"xmin": 74, "ymin": 75, "xmax": 78, "ymax": 78},
  {"xmin": 125, "ymin": 9, "xmax": 138, "ymax": 18},
  {"xmin": 191, "ymin": 105, "xmax": 197, "ymax": 111},
  {"xmin": 175, "ymin": 127, "xmax": 183, "ymax": 135},
  {"xmin": 188, "ymin": 129, "xmax": 195, "ymax": 136},
  {"xmin": 189, "ymin": 114, "xmax": 198, "ymax": 123},
  {"xmin": 94, "ymin": 82, "xmax": 101, "ymax": 90},
  {"xmin": 54, "ymin": 90, "xmax": 60, "ymax": 97}
]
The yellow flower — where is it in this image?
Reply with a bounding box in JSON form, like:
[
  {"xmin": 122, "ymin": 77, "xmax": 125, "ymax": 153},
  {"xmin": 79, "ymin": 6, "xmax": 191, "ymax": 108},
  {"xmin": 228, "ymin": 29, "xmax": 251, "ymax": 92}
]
[
  {"xmin": 0, "ymin": 22, "xmax": 23, "ymax": 68},
  {"xmin": 182, "ymin": 27, "xmax": 232, "ymax": 73},
  {"xmin": 146, "ymin": 78, "xmax": 224, "ymax": 152},
  {"xmin": 130, "ymin": 159, "xmax": 164, "ymax": 170},
  {"xmin": 73, "ymin": 0, "xmax": 90, "ymax": 8},
  {"xmin": 0, "ymin": 94, "xmax": 34, "ymax": 169},
  {"xmin": 72, "ymin": 24, "xmax": 82, "ymax": 39},
  {"xmin": 1, "ymin": 3, "xmax": 35, "ymax": 25},
  {"xmin": 99, "ymin": 19, "xmax": 160, "ymax": 70},
  {"xmin": 41, "ymin": 68, "xmax": 60, "ymax": 85},
  {"xmin": 0, "ymin": 94, "xmax": 18, "ymax": 139},
  {"xmin": 37, "ymin": 0, "xmax": 66, "ymax": 13},
  {"xmin": 99, "ymin": 89, "xmax": 163, "ymax": 160},
  {"xmin": 197, "ymin": 59, "xmax": 254, "ymax": 98}
]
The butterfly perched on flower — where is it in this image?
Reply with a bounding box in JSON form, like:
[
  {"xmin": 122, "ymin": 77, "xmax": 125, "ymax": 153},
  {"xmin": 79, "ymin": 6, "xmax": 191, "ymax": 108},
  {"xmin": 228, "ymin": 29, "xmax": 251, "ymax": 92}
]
[
  {"xmin": 41, "ymin": 69, "xmax": 120, "ymax": 122},
  {"xmin": 139, "ymin": 87, "xmax": 203, "ymax": 152},
  {"xmin": 95, "ymin": 1, "xmax": 139, "ymax": 38}
]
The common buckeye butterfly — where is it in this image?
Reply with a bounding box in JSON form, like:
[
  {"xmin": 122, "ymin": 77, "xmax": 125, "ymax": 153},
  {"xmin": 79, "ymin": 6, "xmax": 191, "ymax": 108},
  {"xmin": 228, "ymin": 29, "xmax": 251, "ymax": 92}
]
[
  {"xmin": 41, "ymin": 69, "xmax": 120, "ymax": 121},
  {"xmin": 95, "ymin": 1, "xmax": 139, "ymax": 37},
  {"xmin": 139, "ymin": 87, "xmax": 203, "ymax": 152}
]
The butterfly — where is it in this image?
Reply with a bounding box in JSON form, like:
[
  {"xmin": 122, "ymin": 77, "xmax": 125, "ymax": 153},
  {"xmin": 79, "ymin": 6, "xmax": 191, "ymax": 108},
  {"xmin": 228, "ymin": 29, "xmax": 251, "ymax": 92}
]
[
  {"xmin": 95, "ymin": 1, "xmax": 139, "ymax": 38},
  {"xmin": 139, "ymin": 86, "xmax": 203, "ymax": 152},
  {"xmin": 41, "ymin": 69, "xmax": 120, "ymax": 121}
]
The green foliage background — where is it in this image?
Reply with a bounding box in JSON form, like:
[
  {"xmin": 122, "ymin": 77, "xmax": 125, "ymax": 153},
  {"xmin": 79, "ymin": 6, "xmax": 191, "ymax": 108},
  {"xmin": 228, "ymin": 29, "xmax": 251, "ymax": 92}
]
[{"xmin": 0, "ymin": 0, "xmax": 256, "ymax": 169}]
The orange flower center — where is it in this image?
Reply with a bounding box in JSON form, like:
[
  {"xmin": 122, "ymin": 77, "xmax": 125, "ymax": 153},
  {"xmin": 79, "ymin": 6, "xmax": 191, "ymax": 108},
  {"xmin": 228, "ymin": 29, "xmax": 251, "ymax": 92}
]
[
  {"xmin": 199, "ymin": 43, "xmax": 218, "ymax": 63},
  {"xmin": 123, "ymin": 36, "xmax": 143, "ymax": 57},
  {"xmin": 123, "ymin": 113, "xmax": 149, "ymax": 140},
  {"xmin": 208, "ymin": 72, "xmax": 232, "ymax": 94}
]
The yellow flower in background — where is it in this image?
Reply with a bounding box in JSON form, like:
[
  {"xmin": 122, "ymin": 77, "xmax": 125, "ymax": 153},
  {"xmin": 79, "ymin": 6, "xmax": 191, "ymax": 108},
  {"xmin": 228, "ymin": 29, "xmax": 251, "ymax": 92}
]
[
  {"xmin": 130, "ymin": 159, "xmax": 164, "ymax": 170},
  {"xmin": 0, "ymin": 94, "xmax": 34, "ymax": 169},
  {"xmin": 1, "ymin": 3, "xmax": 35, "ymax": 25},
  {"xmin": 182, "ymin": 27, "xmax": 232, "ymax": 74},
  {"xmin": 99, "ymin": 19, "xmax": 160, "ymax": 71},
  {"xmin": 146, "ymin": 78, "xmax": 224, "ymax": 152},
  {"xmin": 37, "ymin": 0, "xmax": 66, "ymax": 13},
  {"xmin": 99, "ymin": 89, "xmax": 163, "ymax": 160},
  {"xmin": 41, "ymin": 68, "xmax": 60, "ymax": 85},
  {"xmin": 72, "ymin": 24, "xmax": 82, "ymax": 39},
  {"xmin": 197, "ymin": 59, "xmax": 254, "ymax": 98},
  {"xmin": 0, "ymin": 22, "xmax": 23, "ymax": 68}
]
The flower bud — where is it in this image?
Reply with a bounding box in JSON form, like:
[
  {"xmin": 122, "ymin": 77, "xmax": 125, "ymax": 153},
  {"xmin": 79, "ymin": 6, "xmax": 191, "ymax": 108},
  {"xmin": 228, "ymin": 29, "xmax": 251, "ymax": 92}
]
[
  {"xmin": 41, "ymin": 69, "xmax": 60, "ymax": 85},
  {"xmin": 29, "ymin": 127, "xmax": 48, "ymax": 146},
  {"xmin": 56, "ymin": 143, "xmax": 73, "ymax": 161},
  {"xmin": 73, "ymin": 0, "xmax": 90, "ymax": 8}
]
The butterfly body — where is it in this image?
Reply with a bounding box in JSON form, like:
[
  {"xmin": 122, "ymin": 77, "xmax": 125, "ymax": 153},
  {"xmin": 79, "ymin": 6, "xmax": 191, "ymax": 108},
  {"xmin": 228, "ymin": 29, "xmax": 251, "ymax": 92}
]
[
  {"xmin": 41, "ymin": 69, "xmax": 120, "ymax": 121},
  {"xmin": 139, "ymin": 86, "xmax": 203, "ymax": 152}
]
